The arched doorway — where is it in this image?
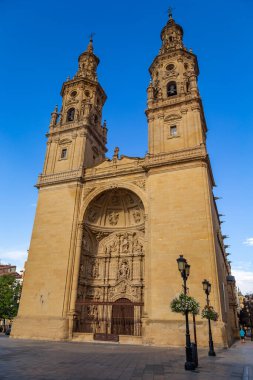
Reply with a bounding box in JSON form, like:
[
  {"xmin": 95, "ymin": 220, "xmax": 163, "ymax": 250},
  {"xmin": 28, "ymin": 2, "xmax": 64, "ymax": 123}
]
[
  {"xmin": 111, "ymin": 298, "xmax": 134, "ymax": 335},
  {"xmin": 74, "ymin": 188, "xmax": 144, "ymax": 340}
]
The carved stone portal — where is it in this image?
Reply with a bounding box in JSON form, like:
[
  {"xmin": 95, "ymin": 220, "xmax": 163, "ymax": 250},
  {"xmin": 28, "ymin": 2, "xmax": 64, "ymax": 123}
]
[{"xmin": 75, "ymin": 189, "xmax": 145, "ymax": 336}]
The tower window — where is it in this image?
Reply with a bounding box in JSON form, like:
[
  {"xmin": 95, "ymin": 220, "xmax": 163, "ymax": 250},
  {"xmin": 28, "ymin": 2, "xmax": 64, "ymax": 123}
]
[
  {"xmin": 170, "ymin": 125, "xmax": 177, "ymax": 137},
  {"xmin": 66, "ymin": 108, "xmax": 75, "ymax": 122},
  {"xmin": 61, "ymin": 148, "xmax": 67, "ymax": 159},
  {"xmin": 167, "ymin": 81, "xmax": 177, "ymax": 97},
  {"xmin": 166, "ymin": 64, "xmax": 174, "ymax": 71},
  {"xmin": 70, "ymin": 90, "xmax": 77, "ymax": 98}
]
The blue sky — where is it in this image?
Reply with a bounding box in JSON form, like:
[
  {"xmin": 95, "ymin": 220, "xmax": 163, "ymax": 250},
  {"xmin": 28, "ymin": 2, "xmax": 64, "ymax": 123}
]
[{"xmin": 0, "ymin": 0, "xmax": 252, "ymax": 292}]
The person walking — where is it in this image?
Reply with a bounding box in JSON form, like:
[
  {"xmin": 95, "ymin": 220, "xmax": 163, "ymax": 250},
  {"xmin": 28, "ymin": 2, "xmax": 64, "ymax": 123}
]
[{"xmin": 240, "ymin": 327, "xmax": 246, "ymax": 343}]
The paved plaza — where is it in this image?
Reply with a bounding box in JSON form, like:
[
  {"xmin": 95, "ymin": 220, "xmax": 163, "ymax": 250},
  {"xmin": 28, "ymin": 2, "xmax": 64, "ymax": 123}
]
[{"xmin": 0, "ymin": 335, "xmax": 252, "ymax": 379}]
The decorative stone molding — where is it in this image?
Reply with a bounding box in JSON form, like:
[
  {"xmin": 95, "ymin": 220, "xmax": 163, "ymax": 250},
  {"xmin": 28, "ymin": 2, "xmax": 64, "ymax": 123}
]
[
  {"xmin": 37, "ymin": 169, "xmax": 83, "ymax": 188},
  {"xmin": 133, "ymin": 180, "xmax": 146, "ymax": 191},
  {"xmin": 164, "ymin": 113, "xmax": 182, "ymax": 122},
  {"xmin": 82, "ymin": 187, "xmax": 95, "ymax": 200}
]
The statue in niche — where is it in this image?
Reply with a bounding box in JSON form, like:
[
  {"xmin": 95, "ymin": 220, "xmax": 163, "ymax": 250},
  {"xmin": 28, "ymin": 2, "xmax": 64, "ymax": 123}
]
[
  {"xmin": 92, "ymin": 260, "xmax": 99, "ymax": 278},
  {"xmin": 133, "ymin": 234, "xmax": 143, "ymax": 253},
  {"xmin": 121, "ymin": 233, "xmax": 129, "ymax": 253},
  {"xmin": 132, "ymin": 208, "xmax": 142, "ymax": 224},
  {"xmin": 86, "ymin": 287, "xmax": 94, "ymax": 298},
  {"xmin": 119, "ymin": 259, "xmax": 130, "ymax": 279},
  {"xmin": 87, "ymin": 207, "xmax": 98, "ymax": 223},
  {"xmin": 108, "ymin": 211, "xmax": 119, "ymax": 226},
  {"xmin": 106, "ymin": 238, "xmax": 119, "ymax": 255},
  {"xmin": 87, "ymin": 305, "xmax": 98, "ymax": 319},
  {"xmin": 94, "ymin": 289, "xmax": 101, "ymax": 301},
  {"xmin": 82, "ymin": 237, "xmax": 90, "ymax": 251},
  {"xmin": 87, "ymin": 259, "xmax": 99, "ymax": 278}
]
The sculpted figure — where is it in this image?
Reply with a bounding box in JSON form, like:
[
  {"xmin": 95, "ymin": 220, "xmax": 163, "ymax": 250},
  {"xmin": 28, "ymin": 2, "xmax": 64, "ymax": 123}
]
[
  {"xmin": 121, "ymin": 234, "xmax": 129, "ymax": 253},
  {"xmin": 119, "ymin": 260, "xmax": 130, "ymax": 279}
]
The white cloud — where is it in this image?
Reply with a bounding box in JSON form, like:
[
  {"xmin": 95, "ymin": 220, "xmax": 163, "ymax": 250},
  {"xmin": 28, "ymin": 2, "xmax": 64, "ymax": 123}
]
[
  {"xmin": 0, "ymin": 249, "xmax": 28, "ymax": 272},
  {"xmin": 243, "ymin": 238, "xmax": 253, "ymax": 246},
  {"xmin": 233, "ymin": 269, "xmax": 253, "ymax": 294}
]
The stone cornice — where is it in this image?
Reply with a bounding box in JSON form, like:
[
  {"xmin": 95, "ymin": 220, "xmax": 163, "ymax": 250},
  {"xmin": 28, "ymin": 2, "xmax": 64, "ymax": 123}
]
[
  {"xmin": 60, "ymin": 77, "xmax": 106, "ymax": 101},
  {"xmin": 145, "ymin": 93, "xmax": 202, "ymax": 116},
  {"xmin": 47, "ymin": 122, "xmax": 106, "ymax": 151},
  {"xmin": 36, "ymin": 169, "xmax": 83, "ymax": 188},
  {"xmin": 143, "ymin": 145, "xmax": 207, "ymax": 170},
  {"xmin": 149, "ymin": 48, "xmax": 199, "ymax": 76},
  {"xmin": 36, "ymin": 146, "xmax": 214, "ymax": 188}
]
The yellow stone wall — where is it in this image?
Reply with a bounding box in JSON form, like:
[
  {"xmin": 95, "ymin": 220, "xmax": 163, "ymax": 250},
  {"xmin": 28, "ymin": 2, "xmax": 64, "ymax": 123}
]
[{"xmin": 12, "ymin": 183, "xmax": 81, "ymax": 339}]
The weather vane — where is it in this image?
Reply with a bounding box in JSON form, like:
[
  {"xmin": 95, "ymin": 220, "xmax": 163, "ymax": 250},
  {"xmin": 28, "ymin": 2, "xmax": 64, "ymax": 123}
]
[
  {"xmin": 168, "ymin": 6, "xmax": 175, "ymax": 19},
  {"xmin": 89, "ymin": 32, "xmax": 96, "ymax": 42}
]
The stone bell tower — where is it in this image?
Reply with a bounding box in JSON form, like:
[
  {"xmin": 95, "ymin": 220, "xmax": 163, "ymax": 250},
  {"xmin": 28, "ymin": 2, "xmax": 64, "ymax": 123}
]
[
  {"xmin": 12, "ymin": 39, "xmax": 108, "ymax": 340},
  {"xmin": 146, "ymin": 10, "xmax": 206, "ymax": 155},
  {"xmin": 141, "ymin": 11, "xmax": 238, "ymax": 347},
  {"xmin": 44, "ymin": 37, "xmax": 107, "ymax": 175}
]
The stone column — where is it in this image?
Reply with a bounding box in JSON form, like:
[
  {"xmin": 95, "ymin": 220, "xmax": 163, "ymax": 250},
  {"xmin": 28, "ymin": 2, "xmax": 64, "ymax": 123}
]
[{"xmin": 68, "ymin": 222, "xmax": 84, "ymax": 338}]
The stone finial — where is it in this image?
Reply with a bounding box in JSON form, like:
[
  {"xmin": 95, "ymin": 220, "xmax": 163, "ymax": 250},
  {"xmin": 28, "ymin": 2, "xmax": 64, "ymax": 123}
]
[
  {"xmin": 113, "ymin": 147, "xmax": 119, "ymax": 161},
  {"xmin": 87, "ymin": 33, "xmax": 95, "ymax": 53},
  {"xmin": 168, "ymin": 6, "xmax": 174, "ymax": 20},
  {"xmin": 50, "ymin": 105, "xmax": 58, "ymax": 126}
]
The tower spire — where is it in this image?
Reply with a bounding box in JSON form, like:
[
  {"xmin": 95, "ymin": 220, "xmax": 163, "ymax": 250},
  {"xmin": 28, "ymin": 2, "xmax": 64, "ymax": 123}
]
[
  {"xmin": 76, "ymin": 34, "xmax": 100, "ymax": 81},
  {"xmin": 87, "ymin": 33, "xmax": 95, "ymax": 53},
  {"xmin": 168, "ymin": 6, "xmax": 174, "ymax": 19}
]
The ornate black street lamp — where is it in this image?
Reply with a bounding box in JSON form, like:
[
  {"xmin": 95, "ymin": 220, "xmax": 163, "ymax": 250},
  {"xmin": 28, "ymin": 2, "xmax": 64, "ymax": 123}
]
[
  {"xmin": 177, "ymin": 255, "xmax": 196, "ymax": 371},
  {"xmin": 202, "ymin": 279, "xmax": 216, "ymax": 356}
]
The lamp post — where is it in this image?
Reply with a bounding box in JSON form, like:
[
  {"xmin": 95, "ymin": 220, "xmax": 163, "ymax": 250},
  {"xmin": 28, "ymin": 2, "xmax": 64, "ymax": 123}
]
[
  {"xmin": 202, "ymin": 279, "xmax": 216, "ymax": 356},
  {"xmin": 177, "ymin": 255, "xmax": 196, "ymax": 371}
]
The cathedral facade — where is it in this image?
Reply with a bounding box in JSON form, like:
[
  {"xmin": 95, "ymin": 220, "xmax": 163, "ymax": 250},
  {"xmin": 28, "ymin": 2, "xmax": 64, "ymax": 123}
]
[{"xmin": 12, "ymin": 13, "xmax": 238, "ymax": 347}]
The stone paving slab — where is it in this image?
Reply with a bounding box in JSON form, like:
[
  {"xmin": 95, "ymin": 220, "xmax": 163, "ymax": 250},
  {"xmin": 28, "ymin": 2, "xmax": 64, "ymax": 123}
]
[{"xmin": 0, "ymin": 335, "xmax": 252, "ymax": 379}]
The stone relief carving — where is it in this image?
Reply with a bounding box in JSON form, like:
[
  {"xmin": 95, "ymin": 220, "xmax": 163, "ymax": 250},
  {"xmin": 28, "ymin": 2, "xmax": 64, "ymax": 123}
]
[
  {"xmin": 132, "ymin": 208, "xmax": 142, "ymax": 224},
  {"xmin": 94, "ymin": 288, "xmax": 102, "ymax": 300},
  {"xmin": 87, "ymin": 305, "xmax": 98, "ymax": 319},
  {"xmin": 87, "ymin": 258, "xmax": 99, "ymax": 279},
  {"xmin": 132, "ymin": 233, "xmax": 143, "ymax": 253},
  {"xmin": 119, "ymin": 281, "xmax": 127, "ymax": 293},
  {"xmin": 125, "ymin": 193, "xmax": 134, "ymax": 204},
  {"xmin": 108, "ymin": 211, "xmax": 119, "ymax": 226},
  {"xmin": 111, "ymin": 195, "xmax": 120, "ymax": 206},
  {"xmin": 87, "ymin": 207, "xmax": 99, "ymax": 223},
  {"xmin": 94, "ymin": 231, "xmax": 110, "ymax": 242},
  {"xmin": 133, "ymin": 180, "xmax": 146, "ymax": 191}
]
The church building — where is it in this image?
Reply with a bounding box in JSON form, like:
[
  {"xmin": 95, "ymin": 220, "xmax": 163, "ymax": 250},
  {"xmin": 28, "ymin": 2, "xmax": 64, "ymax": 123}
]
[{"xmin": 12, "ymin": 12, "xmax": 238, "ymax": 347}]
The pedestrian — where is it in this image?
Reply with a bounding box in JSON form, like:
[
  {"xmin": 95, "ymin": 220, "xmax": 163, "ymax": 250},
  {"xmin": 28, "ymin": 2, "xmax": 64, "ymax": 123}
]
[{"xmin": 239, "ymin": 327, "xmax": 246, "ymax": 343}]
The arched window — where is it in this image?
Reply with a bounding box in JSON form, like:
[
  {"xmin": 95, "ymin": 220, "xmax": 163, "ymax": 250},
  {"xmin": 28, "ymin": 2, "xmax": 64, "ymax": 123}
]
[
  {"xmin": 66, "ymin": 108, "xmax": 75, "ymax": 122},
  {"xmin": 167, "ymin": 81, "xmax": 177, "ymax": 97}
]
